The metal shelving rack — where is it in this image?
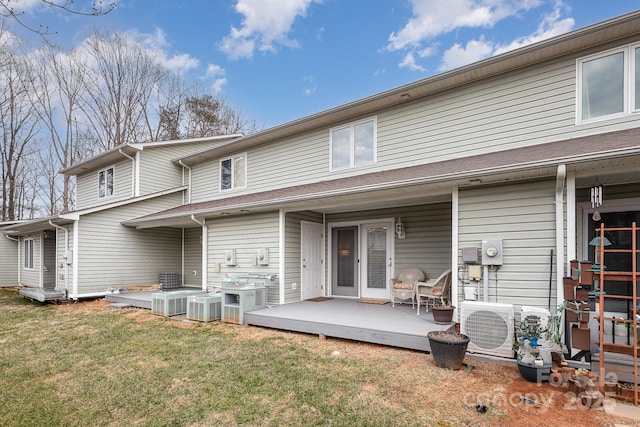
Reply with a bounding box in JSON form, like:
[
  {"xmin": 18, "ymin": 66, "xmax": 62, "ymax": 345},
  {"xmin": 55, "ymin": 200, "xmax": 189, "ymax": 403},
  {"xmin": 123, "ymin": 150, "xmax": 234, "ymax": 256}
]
[{"xmin": 596, "ymin": 222, "xmax": 639, "ymax": 404}]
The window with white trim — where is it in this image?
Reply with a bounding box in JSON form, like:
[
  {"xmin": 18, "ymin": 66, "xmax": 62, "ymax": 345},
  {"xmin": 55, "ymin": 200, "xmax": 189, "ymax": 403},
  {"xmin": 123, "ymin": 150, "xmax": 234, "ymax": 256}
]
[
  {"xmin": 577, "ymin": 44, "xmax": 640, "ymax": 123},
  {"xmin": 98, "ymin": 167, "xmax": 114, "ymax": 198},
  {"xmin": 220, "ymin": 154, "xmax": 246, "ymax": 191},
  {"xmin": 24, "ymin": 238, "xmax": 34, "ymax": 269},
  {"xmin": 330, "ymin": 117, "xmax": 377, "ymax": 170}
]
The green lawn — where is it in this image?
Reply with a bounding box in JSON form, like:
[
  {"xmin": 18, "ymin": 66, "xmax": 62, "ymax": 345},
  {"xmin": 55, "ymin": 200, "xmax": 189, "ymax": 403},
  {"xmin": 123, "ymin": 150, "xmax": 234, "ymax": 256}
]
[{"xmin": 0, "ymin": 289, "xmax": 513, "ymax": 426}]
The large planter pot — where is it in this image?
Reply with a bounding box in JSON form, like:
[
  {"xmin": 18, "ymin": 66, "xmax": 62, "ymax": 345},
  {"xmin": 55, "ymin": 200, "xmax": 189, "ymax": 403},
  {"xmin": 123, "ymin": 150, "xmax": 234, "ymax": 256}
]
[
  {"xmin": 427, "ymin": 331, "xmax": 469, "ymax": 370},
  {"xmin": 431, "ymin": 305, "xmax": 455, "ymax": 324},
  {"xmin": 517, "ymin": 360, "xmax": 551, "ymax": 383}
]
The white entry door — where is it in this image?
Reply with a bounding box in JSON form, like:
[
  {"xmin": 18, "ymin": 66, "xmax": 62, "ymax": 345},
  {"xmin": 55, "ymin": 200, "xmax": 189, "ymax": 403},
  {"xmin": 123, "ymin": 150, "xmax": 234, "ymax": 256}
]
[
  {"xmin": 359, "ymin": 221, "xmax": 393, "ymax": 300},
  {"xmin": 301, "ymin": 221, "xmax": 324, "ymax": 300}
]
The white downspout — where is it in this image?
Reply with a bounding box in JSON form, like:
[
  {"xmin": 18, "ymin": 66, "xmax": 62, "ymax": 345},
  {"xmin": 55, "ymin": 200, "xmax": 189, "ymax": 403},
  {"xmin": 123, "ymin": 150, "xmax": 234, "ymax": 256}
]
[
  {"xmin": 49, "ymin": 220, "xmax": 69, "ymax": 294},
  {"xmin": 118, "ymin": 149, "xmax": 136, "ymax": 198},
  {"xmin": 191, "ymin": 215, "xmax": 208, "ymax": 291},
  {"xmin": 451, "ymin": 186, "xmax": 459, "ymax": 313},
  {"xmin": 5, "ymin": 234, "xmax": 21, "ymax": 285},
  {"xmin": 566, "ymin": 171, "xmax": 576, "ymax": 277},
  {"xmin": 279, "ymin": 209, "xmax": 286, "ymax": 305},
  {"xmin": 556, "ymin": 164, "xmax": 566, "ymax": 304},
  {"xmin": 178, "ymin": 160, "xmax": 192, "ymax": 204}
]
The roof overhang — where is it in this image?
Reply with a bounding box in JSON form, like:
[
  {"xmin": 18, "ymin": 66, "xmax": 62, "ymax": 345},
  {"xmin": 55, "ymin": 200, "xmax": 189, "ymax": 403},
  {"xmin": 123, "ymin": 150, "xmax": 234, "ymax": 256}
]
[
  {"xmin": 124, "ymin": 127, "xmax": 640, "ymax": 229},
  {"xmin": 3, "ymin": 217, "xmax": 74, "ymax": 235},
  {"xmin": 61, "ymin": 134, "xmax": 243, "ymax": 176}
]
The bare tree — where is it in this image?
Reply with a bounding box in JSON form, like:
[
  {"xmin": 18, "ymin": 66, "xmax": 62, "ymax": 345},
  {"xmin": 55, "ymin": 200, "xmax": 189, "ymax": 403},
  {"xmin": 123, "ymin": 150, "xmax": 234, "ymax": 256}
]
[
  {"xmin": 0, "ymin": 34, "xmax": 40, "ymax": 221},
  {"xmin": 79, "ymin": 29, "xmax": 166, "ymax": 149},
  {"xmin": 0, "ymin": 0, "xmax": 115, "ymax": 38},
  {"xmin": 28, "ymin": 45, "xmax": 89, "ymax": 213}
]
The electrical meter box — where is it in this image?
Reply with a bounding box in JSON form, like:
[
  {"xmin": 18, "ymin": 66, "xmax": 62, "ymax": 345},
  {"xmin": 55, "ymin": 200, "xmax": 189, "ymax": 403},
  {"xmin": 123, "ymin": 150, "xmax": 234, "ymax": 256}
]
[{"xmin": 482, "ymin": 240, "xmax": 503, "ymax": 266}]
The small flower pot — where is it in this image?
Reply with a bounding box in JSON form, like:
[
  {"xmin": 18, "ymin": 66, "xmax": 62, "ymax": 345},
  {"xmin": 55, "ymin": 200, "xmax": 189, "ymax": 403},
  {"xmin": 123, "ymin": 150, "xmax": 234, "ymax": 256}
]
[
  {"xmin": 427, "ymin": 331, "xmax": 469, "ymax": 370},
  {"xmin": 431, "ymin": 305, "xmax": 455, "ymax": 324}
]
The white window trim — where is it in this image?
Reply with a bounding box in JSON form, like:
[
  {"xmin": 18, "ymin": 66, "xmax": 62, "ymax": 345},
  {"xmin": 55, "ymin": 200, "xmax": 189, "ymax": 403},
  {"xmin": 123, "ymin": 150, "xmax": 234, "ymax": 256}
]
[
  {"xmin": 98, "ymin": 166, "xmax": 115, "ymax": 199},
  {"xmin": 576, "ymin": 44, "xmax": 638, "ymax": 125},
  {"xmin": 219, "ymin": 153, "xmax": 247, "ymax": 192},
  {"xmin": 24, "ymin": 238, "xmax": 34, "ymax": 270},
  {"xmin": 329, "ymin": 116, "xmax": 377, "ymax": 171}
]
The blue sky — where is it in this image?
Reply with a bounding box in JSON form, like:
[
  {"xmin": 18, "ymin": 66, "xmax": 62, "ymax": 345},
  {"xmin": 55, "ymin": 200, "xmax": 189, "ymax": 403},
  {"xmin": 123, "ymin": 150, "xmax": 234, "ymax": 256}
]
[{"xmin": 12, "ymin": 0, "xmax": 640, "ymax": 129}]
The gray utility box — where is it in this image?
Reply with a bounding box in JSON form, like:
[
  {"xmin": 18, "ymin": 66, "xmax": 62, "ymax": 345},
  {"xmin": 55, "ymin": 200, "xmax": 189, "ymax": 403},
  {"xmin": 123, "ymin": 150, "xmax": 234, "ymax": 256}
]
[
  {"xmin": 186, "ymin": 293, "xmax": 222, "ymax": 323},
  {"xmin": 151, "ymin": 290, "xmax": 206, "ymax": 317},
  {"xmin": 221, "ymin": 284, "xmax": 267, "ymax": 325}
]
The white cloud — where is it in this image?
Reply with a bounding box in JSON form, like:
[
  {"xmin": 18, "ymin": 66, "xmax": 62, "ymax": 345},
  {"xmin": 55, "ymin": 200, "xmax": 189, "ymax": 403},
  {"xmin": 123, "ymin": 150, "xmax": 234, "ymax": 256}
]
[
  {"xmin": 494, "ymin": 2, "xmax": 574, "ymax": 55},
  {"xmin": 387, "ymin": 0, "xmax": 542, "ymax": 51},
  {"xmin": 206, "ymin": 64, "xmax": 227, "ymax": 92},
  {"xmin": 126, "ymin": 28, "xmax": 200, "ymax": 73},
  {"xmin": 219, "ymin": 0, "xmax": 320, "ymax": 59},
  {"xmin": 439, "ymin": 38, "xmax": 494, "ymax": 70},
  {"xmin": 302, "ymin": 75, "xmax": 316, "ymax": 95},
  {"xmin": 389, "ymin": 0, "xmax": 575, "ymax": 73}
]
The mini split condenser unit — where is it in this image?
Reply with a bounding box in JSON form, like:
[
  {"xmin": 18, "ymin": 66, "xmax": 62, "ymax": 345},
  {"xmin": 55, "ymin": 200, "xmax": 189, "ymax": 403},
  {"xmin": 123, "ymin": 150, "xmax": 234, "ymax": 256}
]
[{"xmin": 461, "ymin": 301, "xmax": 514, "ymax": 358}]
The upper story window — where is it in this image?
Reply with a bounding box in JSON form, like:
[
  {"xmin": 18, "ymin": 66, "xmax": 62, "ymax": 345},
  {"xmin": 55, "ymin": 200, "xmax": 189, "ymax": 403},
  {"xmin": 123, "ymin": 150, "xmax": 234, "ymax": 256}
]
[
  {"xmin": 24, "ymin": 238, "xmax": 34, "ymax": 270},
  {"xmin": 577, "ymin": 44, "xmax": 640, "ymax": 123},
  {"xmin": 98, "ymin": 167, "xmax": 114, "ymax": 199},
  {"xmin": 220, "ymin": 154, "xmax": 246, "ymax": 191},
  {"xmin": 330, "ymin": 117, "xmax": 377, "ymax": 171}
]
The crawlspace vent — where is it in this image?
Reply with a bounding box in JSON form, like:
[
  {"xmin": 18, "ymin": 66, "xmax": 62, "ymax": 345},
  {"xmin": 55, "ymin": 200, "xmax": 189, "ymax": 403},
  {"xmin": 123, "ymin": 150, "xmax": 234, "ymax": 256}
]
[{"xmin": 461, "ymin": 302, "xmax": 514, "ymax": 358}]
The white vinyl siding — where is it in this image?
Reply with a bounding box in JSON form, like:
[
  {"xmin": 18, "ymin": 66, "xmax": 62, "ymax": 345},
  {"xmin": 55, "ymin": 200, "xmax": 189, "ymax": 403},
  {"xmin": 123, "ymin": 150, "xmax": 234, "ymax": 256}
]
[
  {"xmin": 189, "ymin": 44, "xmax": 640, "ymax": 205},
  {"xmin": 73, "ymin": 193, "xmax": 184, "ymax": 297},
  {"xmin": 0, "ymin": 232, "xmax": 18, "ymax": 286},
  {"xmin": 137, "ymin": 142, "xmax": 217, "ymax": 195},
  {"xmin": 207, "ymin": 211, "xmax": 280, "ymax": 304},
  {"xmin": 75, "ymin": 160, "xmax": 132, "ymax": 210},
  {"xmin": 457, "ymin": 180, "xmax": 558, "ymax": 310},
  {"xmin": 183, "ymin": 227, "xmax": 203, "ymax": 287}
]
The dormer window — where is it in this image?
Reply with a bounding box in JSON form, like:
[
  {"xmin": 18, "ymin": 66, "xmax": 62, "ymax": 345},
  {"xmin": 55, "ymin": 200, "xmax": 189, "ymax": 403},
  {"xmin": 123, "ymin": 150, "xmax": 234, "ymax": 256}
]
[{"xmin": 98, "ymin": 167, "xmax": 114, "ymax": 198}]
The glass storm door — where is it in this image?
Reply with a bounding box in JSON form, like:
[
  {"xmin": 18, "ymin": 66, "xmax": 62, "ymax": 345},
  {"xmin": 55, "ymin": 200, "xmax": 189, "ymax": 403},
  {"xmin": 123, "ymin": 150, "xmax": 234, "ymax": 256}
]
[
  {"xmin": 360, "ymin": 222, "xmax": 392, "ymax": 299},
  {"xmin": 331, "ymin": 226, "xmax": 358, "ymax": 297}
]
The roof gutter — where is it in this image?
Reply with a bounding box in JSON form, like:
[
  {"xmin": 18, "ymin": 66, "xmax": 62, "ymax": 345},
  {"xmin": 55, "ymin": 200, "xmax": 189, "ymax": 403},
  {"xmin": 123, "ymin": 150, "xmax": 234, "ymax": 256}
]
[
  {"xmin": 49, "ymin": 220, "xmax": 70, "ymax": 295},
  {"xmin": 190, "ymin": 215, "xmax": 207, "ymax": 290},
  {"xmin": 119, "ymin": 148, "xmax": 136, "ymax": 197},
  {"xmin": 555, "ymin": 164, "xmax": 567, "ymax": 304}
]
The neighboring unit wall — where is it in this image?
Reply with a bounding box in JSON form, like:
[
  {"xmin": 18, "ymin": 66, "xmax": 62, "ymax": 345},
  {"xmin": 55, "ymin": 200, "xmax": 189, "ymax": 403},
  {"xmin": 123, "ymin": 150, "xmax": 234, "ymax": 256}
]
[
  {"xmin": 207, "ymin": 211, "xmax": 280, "ymax": 302},
  {"xmin": 0, "ymin": 232, "xmax": 18, "ymax": 287},
  {"xmin": 75, "ymin": 159, "xmax": 133, "ymax": 210},
  {"xmin": 457, "ymin": 180, "xmax": 558, "ymax": 309},
  {"xmin": 73, "ymin": 194, "xmax": 184, "ymax": 297},
  {"xmin": 138, "ymin": 141, "xmax": 218, "ymax": 196},
  {"xmin": 183, "ymin": 227, "xmax": 203, "ymax": 287}
]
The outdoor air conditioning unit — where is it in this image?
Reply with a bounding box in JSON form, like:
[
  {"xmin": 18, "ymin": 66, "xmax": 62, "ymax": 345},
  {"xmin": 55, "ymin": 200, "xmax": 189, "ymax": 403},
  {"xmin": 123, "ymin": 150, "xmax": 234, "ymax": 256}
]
[{"xmin": 461, "ymin": 301, "xmax": 515, "ymax": 358}]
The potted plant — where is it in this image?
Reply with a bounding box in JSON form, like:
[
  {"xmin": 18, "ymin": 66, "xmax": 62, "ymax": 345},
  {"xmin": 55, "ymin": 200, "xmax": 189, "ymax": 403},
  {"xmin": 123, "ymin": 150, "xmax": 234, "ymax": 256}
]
[
  {"xmin": 513, "ymin": 309, "xmax": 563, "ymax": 382},
  {"xmin": 427, "ymin": 330, "xmax": 470, "ymax": 370},
  {"xmin": 430, "ymin": 303, "xmax": 455, "ymax": 324}
]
